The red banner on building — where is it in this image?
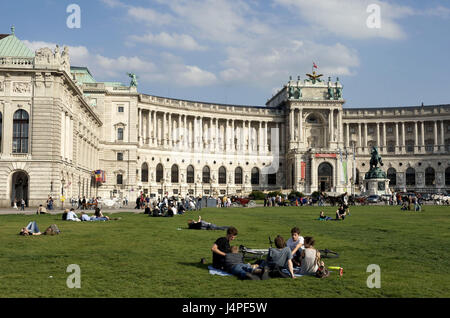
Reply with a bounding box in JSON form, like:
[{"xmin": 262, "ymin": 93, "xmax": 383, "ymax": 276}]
[
  {"xmin": 315, "ymin": 153, "xmax": 337, "ymax": 158},
  {"xmin": 301, "ymin": 162, "xmax": 306, "ymax": 180}
]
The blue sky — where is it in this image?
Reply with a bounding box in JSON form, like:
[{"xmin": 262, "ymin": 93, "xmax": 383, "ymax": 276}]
[{"xmin": 1, "ymin": 0, "xmax": 450, "ymax": 108}]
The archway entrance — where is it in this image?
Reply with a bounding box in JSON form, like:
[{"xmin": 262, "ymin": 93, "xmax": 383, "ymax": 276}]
[
  {"xmin": 318, "ymin": 162, "xmax": 333, "ymax": 192},
  {"xmin": 11, "ymin": 171, "xmax": 29, "ymax": 207}
]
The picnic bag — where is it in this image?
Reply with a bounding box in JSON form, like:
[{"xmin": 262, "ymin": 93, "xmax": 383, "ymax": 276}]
[{"xmin": 315, "ymin": 265, "xmax": 330, "ymax": 278}]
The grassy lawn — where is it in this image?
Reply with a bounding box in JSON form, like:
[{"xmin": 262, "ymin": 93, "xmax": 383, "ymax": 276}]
[{"xmin": 0, "ymin": 205, "xmax": 449, "ymax": 298}]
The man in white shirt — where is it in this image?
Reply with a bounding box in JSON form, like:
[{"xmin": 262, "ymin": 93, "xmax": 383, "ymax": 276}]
[
  {"xmin": 286, "ymin": 227, "xmax": 304, "ymax": 267},
  {"xmin": 66, "ymin": 208, "xmax": 81, "ymax": 221}
]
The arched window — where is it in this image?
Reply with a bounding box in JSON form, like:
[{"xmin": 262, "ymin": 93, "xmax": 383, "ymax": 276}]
[
  {"xmin": 406, "ymin": 167, "xmax": 415, "ymax": 186},
  {"xmin": 235, "ymin": 167, "xmax": 243, "ymax": 185},
  {"xmin": 202, "ymin": 166, "xmax": 210, "ymax": 183},
  {"xmin": 117, "ymin": 127, "xmax": 124, "ymax": 141},
  {"xmin": 425, "ymin": 167, "xmax": 435, "ymax": 186},
  {"xmin": 187, "ymin": 165, "xmax": 194, "ymax": 184},
  {"xmin": 219, "ymin": 166, "xmax": 226, "ymax": 184},
  {"xmin": 171, "ymin": 164, "xmax": 179, "ymax": 183},
  {"xmin": 156, "ymin": 164, "xmax": 164, "ymax": 182},
  {"xmin": 387, "ymin": 168, "xmax": 396, "ymax": 186},
  {"xmin": 251, "ymin": 167, "xmax": 259, "ymax": 185},
  {"xmin": 318, "ymin": 162, "xmax": 333, "ymax": 192},
  {"xmin": 13, "ymin": 110, "xmax": 29, "ymax": 153},
  {"xmin": 117, "ymin": 174, "xmax": 123, "ymax": 185},
  {"xmin": 446, "ymin": 167, "xmax": 450, "ymax": 186},
  {"xmin": 141, "ymin": 163, "xmax": 148, "ymax": 182}
]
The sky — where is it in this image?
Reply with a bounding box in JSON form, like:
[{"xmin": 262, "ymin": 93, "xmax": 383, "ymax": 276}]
[{"xmin": 1, "ymin": 0, "xmax": 450, "ymax": 108}]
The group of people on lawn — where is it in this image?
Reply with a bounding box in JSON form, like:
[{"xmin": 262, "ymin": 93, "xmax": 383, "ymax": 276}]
[
  {"xmin": 211, "ymin": 226, "xmax": 323, "ymax": 280},
  {"xmin": 61, "ymin": 207, "xmax": 119, "ymax": 222}
]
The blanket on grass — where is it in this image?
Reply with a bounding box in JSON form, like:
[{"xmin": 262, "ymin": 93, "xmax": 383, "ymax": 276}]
[{"xmin": 208, "ymin": 265, "xmax": 306, "ymax": 277}]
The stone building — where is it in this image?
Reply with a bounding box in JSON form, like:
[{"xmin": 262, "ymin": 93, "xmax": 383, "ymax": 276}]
[{"xmin": 0, "ymin": 30, "xmax": 449, "ymax": 207}]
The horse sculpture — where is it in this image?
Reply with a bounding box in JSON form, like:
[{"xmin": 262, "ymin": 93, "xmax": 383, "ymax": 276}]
[{"xmin": 369, "ymin": 146, "xmax": 383, "ymax": 170}]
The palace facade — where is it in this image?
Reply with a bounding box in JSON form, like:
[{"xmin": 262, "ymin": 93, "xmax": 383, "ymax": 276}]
[{"xmin": 0, "ymin": 31, "xmax": 449, "ymax": 207}]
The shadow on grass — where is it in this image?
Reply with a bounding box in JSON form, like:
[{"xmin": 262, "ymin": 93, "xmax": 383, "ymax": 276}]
[{"xmin": 177, "ymin": 261, "xmax": 211, "ymax": 271}]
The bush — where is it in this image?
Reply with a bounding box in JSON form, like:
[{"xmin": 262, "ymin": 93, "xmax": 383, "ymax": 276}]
[
  {"xmin": 288, "ymin": 191, "xmax": 304, "ymax": 200},
  {"xmin": 248, "ymin": 190, "xmax": 266, "ymax": 200}
]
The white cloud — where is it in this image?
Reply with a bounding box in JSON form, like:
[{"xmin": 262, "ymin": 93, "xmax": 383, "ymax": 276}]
[
  {"xmin": 130, "ymin": 32, "xmax": 207, "ymax": 51},
  {"xmin": 127, "ymin": 6, "xmax": 174, "ymax": 26},
  {"xmin": 274, "ymin": 0, "xmax": 414, "ymax": 40}
]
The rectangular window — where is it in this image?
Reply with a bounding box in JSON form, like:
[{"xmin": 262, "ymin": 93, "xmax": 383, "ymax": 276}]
[
  {"xmin": 368, "ymin": 127, "xmax": 374, "ymax": 134},
  {"xmin": 117, "ymin": 152, "xmax": 123, "ymax": 161},
  {"xmin": 117, "ymin": 128, "xmax": 124, "ymax": 141},
  {"xmin": 117, "ymin": 174, "xmax": 123, "ymax": 185},
  {"xmin": 387, "ymin": 127, "xmax": 393, "ymax": 133},
  {"xmin": 427, "ymin": 126, "xmax": 433, "ymax": 132},
  {"xmin": 118, "ymin": 106, "xmax": 124, "ymax": 113},
  {"xmin": 407, "ymin": 126, "xmax": 413, "ymax": 133}
]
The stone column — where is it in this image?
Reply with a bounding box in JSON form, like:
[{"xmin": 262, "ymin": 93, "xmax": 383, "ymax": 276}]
[
  {"xmin": 358, "ymin": 123, "xmax": 362, "ymax": 153},
  {"xmin": 414, "ymin": 121, "xmax": 418, "ymax": 153},
  {"xmin": 346, "ymin": 123, "xmax": 350, "ymax": 148},
  {"xmin": 263, "ymin": 121, "xmax": 268, "ymax": 153},
  {"xmin": 138, "ymin": 108, "xmax": 142, "ymax": 143},
  {"xmin": 183, "ymin": 115, "xmax": 187, "ymax": 149},
  {"xmin": 168, "ymin": 113, "xmax": 172, "ymax": 147},
  {"xmin": 231, "ymin": 119, "xmax": 235, "ymax": 152},
  {"xmin": 338, "ymin": 110, "xmax": 343, "ymax": 144},
  {"xmin": 421, "ymin": 121, "xmax": 425, "ymax": 153},
  {"xmin": 434, "ymin": 120, "xmax": 438, "ymax": 152},
  {"xmin": 395, "ymin": 122, "xmax": 399, "ymax": 154},
  {"xmin": 330, "ymin": 109, "xmax": 336, "ymax": 142},
  {"xmin": 441, "ymin": 120, "xmax": 445, "ymax": 153},
  {"xmin": 199, "ymin": 116, "xmax": 203, "ymax": 150},
  {"xmin": 382, "ymin": 123, "xmax": 386, "ymax": 153},
  {"xmin": 364, "ymin": 122, "xmax": 368, "ymax": 149},
  {"xmin": 153, "ymin": 111, "xmax": 157, "ymax": 146},
  {"xmin": 401, "ymin": 122, "xmax": 405, "ymax": 153},
  {"xmin": 162, "ymin": 112, "xmax": 167, "ymax": 147},
  {"xmin": 376, "ymin": 123, "xmax": 380, "ymax": 147},
  {"xmin": 299, "ymin": 108, "xmax": 303, "ymax": 146},
  {"xmin": 258, "ymin": 121, "xmax": 262, "ymax": 153},
  {"xmin": 290, "ymin": 109, "xmax": 294, "ymax": 148}
]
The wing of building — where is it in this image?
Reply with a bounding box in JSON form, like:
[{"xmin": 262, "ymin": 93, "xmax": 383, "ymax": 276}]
[{"xmin": 0, "ymin": 30, "xmax": 449, "ymax": 207}]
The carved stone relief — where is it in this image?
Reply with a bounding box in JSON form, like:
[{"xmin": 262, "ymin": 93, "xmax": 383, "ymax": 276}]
[{"xmin": 12, "ymin": 82, "xmax": 31, "ymax": 93}]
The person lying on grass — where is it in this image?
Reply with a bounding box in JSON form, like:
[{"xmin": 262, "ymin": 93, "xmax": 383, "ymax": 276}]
[
  {"xmin": 92, "ymin": 208, "xmax": 121, "ymax": 221},
  {"xmin": 211, "ymin": 226, "xmax": 238, "ymax": 270},
  {"xmin": 318, "ymin": 211, "xmax": 332, "ymax": 221},
  {"xmin": 188, "ymin": 216, "xmax": 229, "ymax": 231},
  {"xmin": 19, "ymin": 221, "xmax": 41, "ymax": 236},
  {"xmin": 261, "ymin": 235, "xmax": 295, "ymax": 279},
  {"xmin": 299, "ymin": 236, "xmax": 324, "ymax": 275},
  {"xmin": 225, "ymin": 245, "xmax": 265, "ymax": 280}
]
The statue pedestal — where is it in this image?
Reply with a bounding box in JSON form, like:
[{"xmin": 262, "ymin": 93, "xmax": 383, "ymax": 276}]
[{"xmin": 363, "ymin": 178, "xmax": 390, "ymax": 196}]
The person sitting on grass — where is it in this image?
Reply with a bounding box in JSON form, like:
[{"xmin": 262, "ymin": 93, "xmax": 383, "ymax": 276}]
[
  {"xmin": 66, "ymin": 208, "xmax": 81, "ymax": 222},
  {"xmin": 188, "ymin": 216, "xmax": 229, "ymax": 231},
  {"xmin": 225, "ymin": 246, "xmax": 265, "ymax": 280},
  {"xmin": 19, "ymin": 221, "xmax": 41, "ymax": 236},
  {"xmin": 401, "ymin": 200, "xmax": 408, "ymax": 211},
  {"xmin": 211, "ymin": 226, "xmax": 238, "ymax": 270},
  {"xmin": 318, "ymin": 211, "xmax": 332, "ymax": 221},
  {"xmin": 286, "ymin": 227, "xmax": 304, "ymax": 267},
  {"xmin": 299, "ymin": 236, "xmax": 324, "ymax": 275},
  {"xmin": 263, "ymin": 235, "xmax": 295, "ymax": 279},
  {"xmin": 36, "ymin": 204, "xmax": 47, "ymax": 214},
  {"xmin": 335, "ymin": 205, "xmax": 347, "ymax": 220}
]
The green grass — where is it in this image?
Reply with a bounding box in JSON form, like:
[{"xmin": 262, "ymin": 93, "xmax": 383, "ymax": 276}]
[{"xmin": 0, "ymin": 205, "xmax": 449, "ymax": 298}]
